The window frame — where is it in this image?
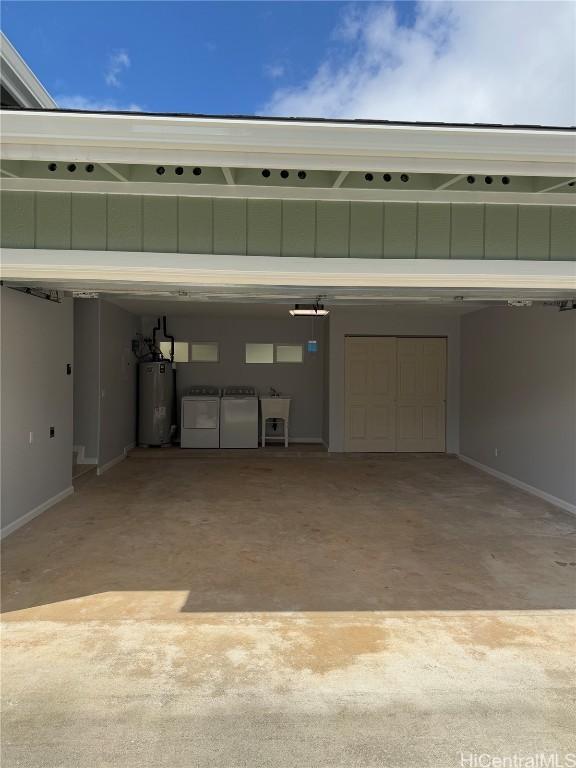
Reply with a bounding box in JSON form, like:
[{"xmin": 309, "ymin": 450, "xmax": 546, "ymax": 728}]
[
  {"xmin": 244, "ymin": 342, "xmax": 305, "ymax": 364},
  {"xmin": 275, "ymin": 343, "xmax": 304, "ymax": 363},
  {"xmin": 159, "ymin": 340, "xmax": 189, "ymax": 363},
  {"xmin": 189, "ymin": 341, "xmax": 220, "ymax": 363},
  {"xmin": 245, "ymin": 342, "xmax": 275, "ymax": 364}
]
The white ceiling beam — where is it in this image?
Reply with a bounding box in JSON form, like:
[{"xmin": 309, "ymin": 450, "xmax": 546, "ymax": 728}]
[
  {"xmin": 2, "ymin": 249, "xmax": 574, "ymax": 293},
  {"xmin": 221, "ymin": 167, "xmax": 236, "ymax": 185},
  {"xmin": 332, "ymin": 171, "xmax": 349, "ymax": 188},
  {"xmin": 2, "ymin": 176, "xmax": 574, "ymax": 206},
  {"xmin": 535, "ymin": 178, "xmax": 576, "ymax": 193},
  {"xmin": 99, "ymin": 163, "xmax": 128, "ymax": 181},
  {"xmin": 435, "ymin": 174, "xmax": 466, "ymax": 190},
  {"xmin": 0, "ymin": 166, "xmax": 19, "ymax": 178}
]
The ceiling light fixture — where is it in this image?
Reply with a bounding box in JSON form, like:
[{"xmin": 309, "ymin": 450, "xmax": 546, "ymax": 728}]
[
  {"xmin": 507, "ymin": 299, "xmax": 533, "ymax": 307},
  {"xmin": 290, "ymin": 300, "xmax": 329, "ymax": 317}
]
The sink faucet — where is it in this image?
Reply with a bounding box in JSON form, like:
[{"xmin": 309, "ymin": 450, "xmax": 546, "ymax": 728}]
[{"xmin": 269, "ymin": 387, "xmax": 280, "ymax": 397}]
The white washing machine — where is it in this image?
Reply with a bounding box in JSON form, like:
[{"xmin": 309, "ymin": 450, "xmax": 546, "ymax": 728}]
[
  {"xmin": 180, "ymin": 386, "xmax": 221, "ymax": 448},
  {"xmin": 220, "ymin": 386, "xmax": 259, "ymax": 448}
]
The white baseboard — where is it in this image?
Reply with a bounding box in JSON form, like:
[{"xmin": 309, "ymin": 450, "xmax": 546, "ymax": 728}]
[
  {"xmin": 262, "ymin": 436, "xmax": 323, "ymax": 446},
  {"xmin": 97, "ymin": 452, "xmax": 124, "ymax": 475},
  {"xmin": 458, "ymin": 454, "xmax": 576, "ymax": 516},
  {"xmin": 97, "ymin": 442, "xmax": 135, "ymax": 476},
  {"xmin": 1, "ymin": 486, "xmax": 74, "ymax": 539},
  {"xmin": 73, "ymin": 445, "xmax": 98, "ymax": 465}
]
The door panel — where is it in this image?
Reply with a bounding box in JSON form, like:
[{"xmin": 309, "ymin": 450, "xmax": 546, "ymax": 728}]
[
  {"xmin": 344, "ymin": 336, "xmax": 447, "ymax": 453},
  {"xmin": 397, "ymin": 405, "xmax": 419, "ymax": 440},
  {"xmin": 349, "ymin": 406, "xmax": 367, "ymax": 440},
  {"xmin": 370, "ymin": 404, "xmax": 395, "ymax": 439},
  {"xmin": 396, "ymin": 338, "xmax": 446, "ymax": 452},
  {"xmin": 345, "ymin": 337, "xmax": 397, "ymax": 451}
]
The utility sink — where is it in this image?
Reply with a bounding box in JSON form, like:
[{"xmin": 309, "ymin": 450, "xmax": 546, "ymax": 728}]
[
  {"xmin": 260, "ymin": 397, "xmax": 291, "ymax": 447},
  {"xmin": 260, "ymin": 396, "xmax": 291, "ymax": 420}
]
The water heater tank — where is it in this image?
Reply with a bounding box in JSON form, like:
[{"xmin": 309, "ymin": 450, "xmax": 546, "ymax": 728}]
[{"xmin": 138, "ymin": 361, "xmax": 174, "ymax": 446}]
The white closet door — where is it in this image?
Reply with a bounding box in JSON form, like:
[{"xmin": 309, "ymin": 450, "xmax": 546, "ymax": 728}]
[
  {"xmin": 396, "ymin": 338, "xmax": 446, "ymax": 452},
  {"xmin": 344, "ymin": 337, "xmax": 397, "ymax": 452}
]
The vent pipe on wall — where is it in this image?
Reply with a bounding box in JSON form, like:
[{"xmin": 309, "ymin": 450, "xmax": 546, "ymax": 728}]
[
  {"xmin": 152, "ymin": 317, "xmax": 161, "ymax": 352},
  {"xmin": 162, "ymin": 315, "xmax": 175, "ymax": 362}
]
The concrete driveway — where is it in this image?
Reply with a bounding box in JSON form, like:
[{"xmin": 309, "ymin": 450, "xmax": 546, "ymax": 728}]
[{"xmin": 2, "ymin": 454, "xmax": 575, "ymax": 767}]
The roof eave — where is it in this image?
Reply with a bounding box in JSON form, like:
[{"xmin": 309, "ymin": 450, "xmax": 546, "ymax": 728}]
[
  {"xmin": 0, "ymin": 34, "xmax": 56, "ymax": 109},
  {"xmin": 1, "ymin": 109, "xmax": 575, "ymax": 178}
]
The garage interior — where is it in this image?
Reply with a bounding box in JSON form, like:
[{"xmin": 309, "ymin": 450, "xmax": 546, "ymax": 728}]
[{"xmin": 2, "ymin": 285, "xmax": 576, "ymax": 766}]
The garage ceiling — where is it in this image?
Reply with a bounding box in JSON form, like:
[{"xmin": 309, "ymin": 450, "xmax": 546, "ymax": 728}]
[{"xmin": 102, "ymin": 295, "xmax": 488, "ymax": 316}]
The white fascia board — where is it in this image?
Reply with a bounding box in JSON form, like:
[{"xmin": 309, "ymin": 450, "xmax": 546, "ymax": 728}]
[
  {"xmin": 2, "ymin": 249, "xmax": 574, "ymax": 292},
  {"xmin": 1, "ymin": 176, "xmax": 573, "ymax": 206},
  {"xmin": 3, "ymin": 143, "xmax": 573, "ymax": 179},
  {"xmin": 0, "ymin": 33, "xmax": 56, "ymax": 109},
  {"xmin": 1, "ymin": 110, "xmax": 575, "ymax": 177}
]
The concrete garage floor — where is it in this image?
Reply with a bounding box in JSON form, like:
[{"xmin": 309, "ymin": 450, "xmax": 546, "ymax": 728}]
[{"xmin": 2, "ymin": 454, "xmax": 575, "ymax": 767}]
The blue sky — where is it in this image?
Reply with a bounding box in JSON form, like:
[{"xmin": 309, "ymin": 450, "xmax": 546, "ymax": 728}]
[
  {"xmin": 2, "ymin": 1, "xmax": 574, "ymax": 124},
  {"xmin": 2, "ymin": 1, "xmax": 413, "ymax": 114}
]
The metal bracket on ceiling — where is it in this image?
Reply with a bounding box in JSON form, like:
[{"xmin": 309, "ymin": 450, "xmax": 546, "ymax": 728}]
[{"xmin": 10, "ymin": 286, "xmax": 62, "ymax": 303}]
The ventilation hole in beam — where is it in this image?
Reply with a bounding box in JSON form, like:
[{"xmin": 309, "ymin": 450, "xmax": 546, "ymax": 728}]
[
  {"xmin": 467, "ymin": 176, "xmax": 476, "ymax": 184},
  {"xmin": 85, "ymin": 164, "xmax": 95, "ymax": 173},
  {"xmin": 156, "ymin": 166, "xmax": 166, "ymax": 175},
  {"xmin": 262, "ymin": 169, "xmax": 271, "ymax": 178},
  {"xmin": 280, "ymin": 170, "xmax": 289, "ymax": 179},
  {"xmin": 175, "ymin": 167, "xmax": 184, "ymax": 175},
  {"xmin": 48, "ymin": 163, "xmax": 57, "ymax": 172},
  {"xmin": 364, "ymin": 173, "xmax": 374, "ymax": 182},
  {"xmin": 502, "ymin": 176, "xmax": 510, "ymax": 185},
  {"xmin": 383, "ymin": 173, "xmax": 392, "ymax": 182},
  {"xmin": 298, "ymin": 171, "xmax": 307, "ymax": 180},
  {"xmin": 485, "ymin": 176, "xmax": 493, "ymax": 184},
  {"xmin": 67, "ymin": 163, "xmax": 77, "ymax": 172},
  {"xmin": 400, "ymin": 174, "xmax": 409, "ymax": 182},
  {"xmin": 193, "ymin": 167, "xmax": 202, "ymax": 176}
]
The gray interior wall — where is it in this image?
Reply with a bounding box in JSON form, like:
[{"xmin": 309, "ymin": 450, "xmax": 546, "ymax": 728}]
[
  {"xmin": 328, "ymin": 306, "xmax": 461, "ymax": 453},
  {"xmin": 460, "ymin": 306, "xmax": 576, "ymax": 506},
  {"xmin": 98, "ymin": 301, "xmax": 139, "ymax": 467},
  {"xmin": 1, "ymin": 287, "xmax": 73, "ymax": 532},
  {"xmin": 141, "ymin": 312, "xmax": 325, "ymax": 440},
  {"xmin": 73, "ymin": 299, "xmax": 100, "ymax": 461},
  {"xmin": 322, "ymin": 318, "xmax": 331, "ymax": 447}
]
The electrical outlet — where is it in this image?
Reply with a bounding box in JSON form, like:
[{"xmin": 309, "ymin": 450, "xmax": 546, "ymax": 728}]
[{"xmin": 49, "ymin": 427, "xmax": 55, "ymax": 438}]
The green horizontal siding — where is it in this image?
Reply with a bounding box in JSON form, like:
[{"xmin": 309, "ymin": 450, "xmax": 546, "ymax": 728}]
[{"xmin": 1, "ymin": 192, "xmax": 574, "ymax": 260}]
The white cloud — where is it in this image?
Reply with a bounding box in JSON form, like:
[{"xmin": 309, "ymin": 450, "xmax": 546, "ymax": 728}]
[
  {"xmin": 105, "ymin": 50, "xmax": 131, "ymax": 88},
  {"xmin": 264, "ymin": 1, "xmax": 576, "ymax": 126},
  {"xmin": 55, "ymin": 95, "xmax": 143, "ymax": 112},
  {"xmin": 264, "ymin": 63, "xmax": 286, "ymax": 80}
]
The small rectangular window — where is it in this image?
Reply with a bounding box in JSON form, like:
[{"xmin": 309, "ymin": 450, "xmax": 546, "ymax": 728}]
[
  {"xmin": 190, "ymin": 342, "xmax": 219, "ymax": 363},
  {"xmin": 159, "ymin": 341, "xmax": 189, "ymax": 363},
  {"xmin": 245, "ymin": 343, "xmax": 274, "ymax": 364},
  {"xmin": 275, "ymin": 344, "xmax": 303, "ymax": 363}
]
